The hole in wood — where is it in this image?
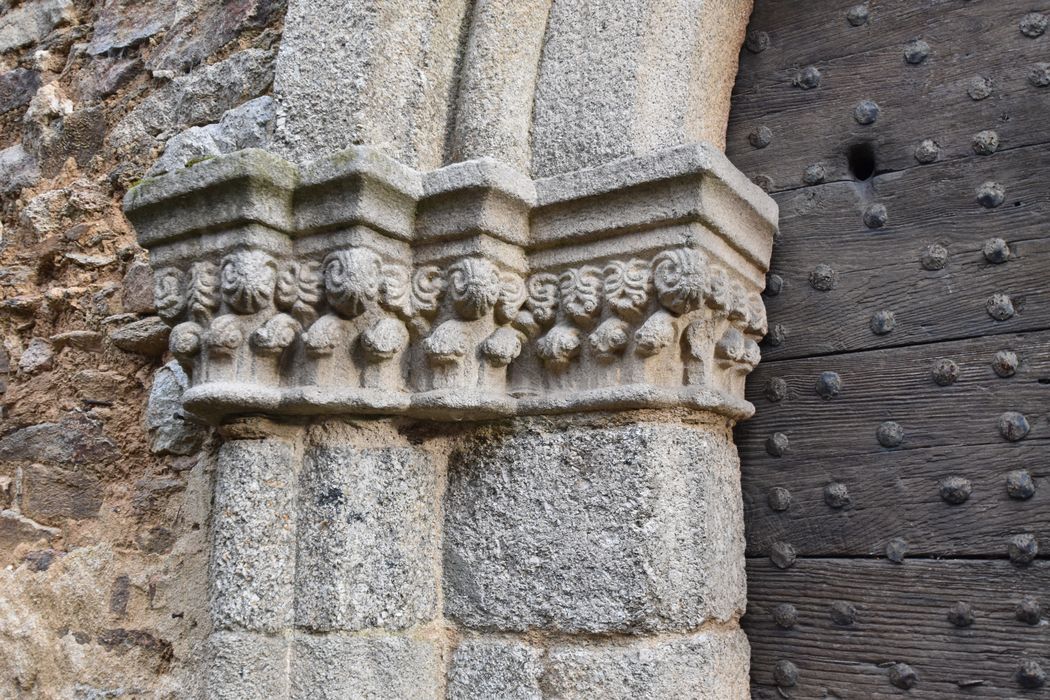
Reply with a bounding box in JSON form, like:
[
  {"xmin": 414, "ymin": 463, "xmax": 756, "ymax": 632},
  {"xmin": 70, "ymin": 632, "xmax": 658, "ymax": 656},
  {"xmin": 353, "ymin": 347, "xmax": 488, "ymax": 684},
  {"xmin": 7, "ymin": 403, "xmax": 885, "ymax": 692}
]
[{"xmin": 847, "ymin": 142, "xmax": 877, "ymax": 181}]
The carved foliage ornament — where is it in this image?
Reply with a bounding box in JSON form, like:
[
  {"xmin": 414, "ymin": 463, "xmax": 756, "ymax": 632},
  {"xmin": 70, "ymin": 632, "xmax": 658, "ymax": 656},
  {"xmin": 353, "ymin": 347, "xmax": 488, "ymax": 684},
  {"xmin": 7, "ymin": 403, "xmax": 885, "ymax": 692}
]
[{"xmin": 155, "ymin": 243, "xmax": 764, "ymax": 417}]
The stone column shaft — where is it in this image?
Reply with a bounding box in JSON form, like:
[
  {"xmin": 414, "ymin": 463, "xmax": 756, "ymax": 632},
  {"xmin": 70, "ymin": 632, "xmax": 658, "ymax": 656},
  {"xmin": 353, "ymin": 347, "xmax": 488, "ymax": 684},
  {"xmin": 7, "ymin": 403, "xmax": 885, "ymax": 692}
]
[
  {"xmin": 204, "ymin": 418, "xmax": 445, "ymax": 700},
  {"xmin": 444, "ymin": 416, "xmax": 750, "ymax": 698}
]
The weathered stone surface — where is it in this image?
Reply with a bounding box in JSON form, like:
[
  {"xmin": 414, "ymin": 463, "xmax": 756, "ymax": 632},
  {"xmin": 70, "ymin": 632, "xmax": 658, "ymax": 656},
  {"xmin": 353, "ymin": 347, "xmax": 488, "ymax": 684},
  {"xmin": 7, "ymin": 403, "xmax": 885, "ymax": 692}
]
[
  {"xmin": 109, "ymin": 575, "xmax": 131, "ymax": 615},
  {"xmin": 272, "ymin": 0, "xmax": 752, "ymax": 177},
  {"xmin": 18, "ymin": 337, "xmax": 53, "ymax": 373},
  {"xmin": 0, "ymin": 0, "xmax": 74, "ymax": 54},
  {"xmin": 295, "ymin": 430, "xmax": 438, "ymax": 631},
  {"xmin": 446, "ymin": 630, "xmax": 750, "ymax": 698},
  {"xmin": 23, "ymin": 548, "xmax": 58, "ymax": 571},
  {"xmin": 21, "ymin": 464, "xmax": 104, "ymax": 524},
  {"xmin": 136, "ymin": 525, "xmax": 176, "ymax": 554},
  {"xmin": 444, "ymin": 421, "xmax": 746, "ymax": 633},
  {"xmin": 17, "ymin": 178, "xmax": 109, "ymax": 240},
  {"xmin": 211, "ymin": 436, "xmax": 297, "ymax": 632},
  {"xmin": 20, "ymin": 81, "xmax": 72, "ymax": 161},
  {"xmin": 290, "ymin": 632, "xmax": 443, "ymax": 699},
  {"xmin": 147, "ymin": 0, "xmax": 286, "ymax": 72},
  {"xmin": 0, "ymin": 0, "xmax": 285, "ymax": 693},
  {"xmin": 0, "ymin": 544, "xmax": 194, "ymax": 695},
  {"xmin": 87, "ymin": 0, "xmax": 178, "ymax": 56},
  {"xmin": 72, "ymin": 368, "xmax": 126, "ymax": 400},
  {"xmin": 529, "ymin": 0, "xmax": 752, "ymax": 177},
  {"xmin": 0, "ymin": 67, "xmax": 41, "ymax": 114},
  {"xmin": 0, "ymin": 510, "xmax": 58, "ymax": 566},
  {"xmin": 273, "ymin": 0, "xmax": 471, "ymax": 167},
  {"xmin": 448, "ymin": 638, "xmax": 543, "ymax": 700},
  {"xmin": 109, "ymin": 49, "xmax": 276, "ymax": 157},
  {"xmin": 204, "ymin": 631, "xmax": 289, "ymax": 699},
  {"xmin": 51, "ymin": 329, "xmax": 103, "ymax": 352},
  {"xmin": 131, "ymin": 476, "xmax": 185, "ymax": 514},
  {"xmin": 121, "ymin": 261, "xmax": 156, "ymax": 313},
  {"xmin": 0, "ymin": 476, "xmax": 11, "ymax": 509},
  {"xmin": 33, "ymin": 105, "xmax": 108, "ymax": 175},
  {"xmin": 111, "ymin": 316, "xmax": 170, "ymax": 356},
  {"xmin": 145, "ymin": 361, "xmax": 206, "ymax": 455},
  {"xmin": 63, "ymin": 251, "xmax": 117, "ymax": 271},
  {"xmin": 96, "ymin": 627, "xmax": 174, "ymax": 662},
  {"xmin": 147, "ymin": 96, "xmax": 274, "ymax": 176},
  {"xmin": 542, "ymin": 629, "xmax": 750, "ymax": 699},
  {"xmin": 0, "ymin": 143, "xmax": 40, "ymax": 194},
  {"xmin": 73, "ymin": 56, "xmax": 141, "ymax": 102},
  {"xmin": 448, "ymin": 0, "xmax": 551, "ymax": 171},
  {"xmin": 0, "ymin": 413, "xmax": 118, "ymax": 466}
]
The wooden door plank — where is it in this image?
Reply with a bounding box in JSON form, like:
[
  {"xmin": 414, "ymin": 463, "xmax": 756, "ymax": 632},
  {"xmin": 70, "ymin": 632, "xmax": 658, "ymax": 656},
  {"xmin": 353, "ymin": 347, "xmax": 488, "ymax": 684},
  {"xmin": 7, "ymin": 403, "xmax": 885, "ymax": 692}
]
[
  {"xmin": 738, "ymin": 330, "xmax": 1050, "ymax": 461},
  {"xmin": 739, "ymin": 329, "xmax": 1050, "ymax": 557},
  {"xmin": 728, "ymin": 0, "xmax": 1050, "ymax": 191},
  {"xmin": 746, "ymin": 559, "xmax": 1050, "ymax": 698},
  {"xmin": 742, "ymin": 438, "xmax": 1049, "ymax": 557},
  {"xmin": 759, "ymin": 143, "xmax": 1050, "ymax": 361}
]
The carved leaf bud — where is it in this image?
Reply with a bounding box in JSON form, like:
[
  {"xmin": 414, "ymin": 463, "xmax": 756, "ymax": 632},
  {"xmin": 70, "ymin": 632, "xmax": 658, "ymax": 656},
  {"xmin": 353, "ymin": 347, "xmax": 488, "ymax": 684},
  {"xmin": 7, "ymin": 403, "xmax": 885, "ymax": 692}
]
[
  {"xmin": 422, "ymin": 321, "xmax": 468, "ymax": 365},
  {"xmin": 743, "ymin": 339, "xmax": 761, "ymax": 367},
  {"xmin": 448, "ymin": 257, "xmax": 502, "ymax": 320},
  {"xmin": 154, "ymin": 267, "xmax": 186, "ymax": 323},
  {"xmin": 715, "ymin": 327, "xmax": 745, "ymax": 363},
  {"xmin": 652, "ymin": 248, "xmax": 708, "ymax": 314},
  {"xmin": 361, "ymin": 317, "xmax": 409, "ymax": 362},
  {"xmin": 301, "ymin": 316, "xmax": 340, "ymax": 357},
  {"xmin": 251, "ymin": 314, "xmax": 300, "ymax": 355},
  {"xmin": 480, "ymin": 326, "xmax": 523, "ymax": 368},
  {"xmin": 589, "ymin": 317, "xmax": 630, "ymax": 361},
  {"xmin": 536, "ymin": 324, "xmax": 581, "ymax": 369},
  {"xmin": 169, "ymin": 321, "xmax": 202, "ymax": 365},
  {"xmin": 204, "ymin": 315, "xmax": 244, "ymax": 355},
  {"xmin": 220, "ymin": 250, "xmax": 277, "ymax": 314},
  {"xmin": 634, "ymin": 309, "xmax": 676, "ymax": 357}
]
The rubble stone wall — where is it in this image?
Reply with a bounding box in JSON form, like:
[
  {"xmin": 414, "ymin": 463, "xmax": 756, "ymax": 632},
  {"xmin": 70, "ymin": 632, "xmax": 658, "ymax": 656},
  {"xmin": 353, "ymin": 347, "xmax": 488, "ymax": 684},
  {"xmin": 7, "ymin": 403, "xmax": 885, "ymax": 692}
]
[{"xmin": 0, "ymin": 1, "xmax": 285, "ymax": 696}]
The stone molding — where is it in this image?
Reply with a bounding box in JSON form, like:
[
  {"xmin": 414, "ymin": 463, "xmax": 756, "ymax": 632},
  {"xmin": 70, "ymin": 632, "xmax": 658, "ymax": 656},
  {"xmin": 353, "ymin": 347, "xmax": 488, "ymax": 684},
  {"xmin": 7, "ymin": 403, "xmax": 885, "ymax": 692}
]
[{"xmin": 124, "ymin": 143, "xmax": 777, "ymax": 422}]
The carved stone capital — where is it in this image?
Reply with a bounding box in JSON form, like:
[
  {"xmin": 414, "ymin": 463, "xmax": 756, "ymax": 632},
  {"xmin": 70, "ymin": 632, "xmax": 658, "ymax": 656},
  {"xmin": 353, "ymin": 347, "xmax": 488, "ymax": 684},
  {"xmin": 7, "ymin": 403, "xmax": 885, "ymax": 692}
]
[{"xmin": 125, "ymin": 144, "xmax": 777, "ymax": 422}]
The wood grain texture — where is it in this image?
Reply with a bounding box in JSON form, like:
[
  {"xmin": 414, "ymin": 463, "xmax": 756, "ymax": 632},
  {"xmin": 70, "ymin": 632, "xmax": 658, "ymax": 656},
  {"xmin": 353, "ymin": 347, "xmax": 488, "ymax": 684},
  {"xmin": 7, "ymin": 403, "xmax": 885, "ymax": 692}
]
[
  {"xmin": 729, "ymin": 0, "xmax": 1050, "ymax": 694},
  {"xmin": 746, "ymin": 559, "xmax": 1050, "ymax": 698},
  {"xmin": 738, "ymin": 330, "xmax": 1050, "ymax": 463},
  {"xmin": 727, "ymin": 0, "xmax": 1050, "ymax": 192},
  {"xmin": 742, "ymin": 437, "xmax": 1049, "ymax": 557},
  {"xmin": 758, "ymin": 143, "xmax": 1050, "ymax": 361}
]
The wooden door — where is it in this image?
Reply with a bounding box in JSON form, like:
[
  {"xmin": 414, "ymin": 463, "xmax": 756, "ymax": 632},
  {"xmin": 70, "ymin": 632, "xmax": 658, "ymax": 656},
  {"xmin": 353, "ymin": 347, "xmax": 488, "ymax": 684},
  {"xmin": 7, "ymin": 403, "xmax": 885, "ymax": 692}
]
[{"xmin": 727, "ymin": 1, "xmax": 1049, "ymax": 696}]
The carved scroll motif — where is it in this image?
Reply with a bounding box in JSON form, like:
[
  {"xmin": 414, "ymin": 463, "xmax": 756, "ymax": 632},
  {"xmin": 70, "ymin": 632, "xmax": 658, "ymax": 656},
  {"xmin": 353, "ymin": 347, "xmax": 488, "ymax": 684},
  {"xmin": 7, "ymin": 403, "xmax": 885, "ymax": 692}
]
[{"xmin": 154, "ymin": 244, "xmax": 766, "ymax": 418}]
